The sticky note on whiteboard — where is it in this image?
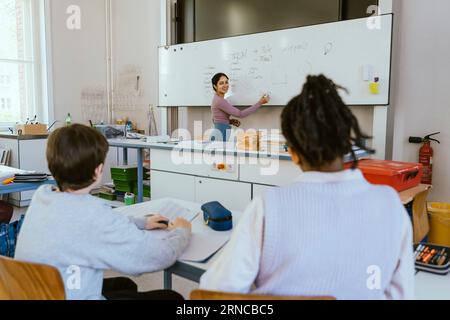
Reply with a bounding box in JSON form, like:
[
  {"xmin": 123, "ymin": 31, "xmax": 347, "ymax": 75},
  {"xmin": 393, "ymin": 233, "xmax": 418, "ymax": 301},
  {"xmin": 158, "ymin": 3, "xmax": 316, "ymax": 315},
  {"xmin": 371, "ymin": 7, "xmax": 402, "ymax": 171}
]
[{"xmin": 363, "ymin": 65, "xmax": 374, "ymax": 82}]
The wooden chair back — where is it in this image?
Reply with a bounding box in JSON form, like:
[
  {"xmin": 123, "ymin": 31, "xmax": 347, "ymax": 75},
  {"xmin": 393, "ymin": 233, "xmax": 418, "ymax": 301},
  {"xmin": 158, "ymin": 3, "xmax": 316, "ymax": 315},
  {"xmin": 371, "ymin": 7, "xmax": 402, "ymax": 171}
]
[
  {"xmin": 190, "ymin": 289, "xmax": 336, "ymax": 300},
  {"xmin": 0, "ymin": 256, "xmax": 65, "ymax": 300}
]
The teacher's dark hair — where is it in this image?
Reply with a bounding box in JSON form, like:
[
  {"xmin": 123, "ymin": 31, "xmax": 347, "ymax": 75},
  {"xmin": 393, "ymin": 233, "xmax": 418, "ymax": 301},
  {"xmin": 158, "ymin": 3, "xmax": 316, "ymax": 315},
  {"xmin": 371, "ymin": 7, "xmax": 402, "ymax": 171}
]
[
  {"xmin": 211, "ymin": 73, "xmax": 229, "ymax": 92},
  {"xmin": 281, "ymin": 74, "xmax": 374, "ymax": 169}
]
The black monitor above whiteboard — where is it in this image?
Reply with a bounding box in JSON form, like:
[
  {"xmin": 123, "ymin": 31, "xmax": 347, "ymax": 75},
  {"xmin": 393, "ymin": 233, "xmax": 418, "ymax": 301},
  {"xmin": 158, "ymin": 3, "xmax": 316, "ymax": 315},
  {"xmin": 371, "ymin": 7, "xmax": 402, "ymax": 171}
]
[{"xmin": 159, "ymin": 14, "xmax": 393, "ymax": 107}]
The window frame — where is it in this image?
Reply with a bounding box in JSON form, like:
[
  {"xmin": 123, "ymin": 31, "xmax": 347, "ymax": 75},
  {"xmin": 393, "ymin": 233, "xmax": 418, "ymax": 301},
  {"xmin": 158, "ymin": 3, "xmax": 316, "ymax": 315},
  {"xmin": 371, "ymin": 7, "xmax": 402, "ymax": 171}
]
[{"xmin": 0, "ymin": 0, "xmax": 50, "ymax": 131}]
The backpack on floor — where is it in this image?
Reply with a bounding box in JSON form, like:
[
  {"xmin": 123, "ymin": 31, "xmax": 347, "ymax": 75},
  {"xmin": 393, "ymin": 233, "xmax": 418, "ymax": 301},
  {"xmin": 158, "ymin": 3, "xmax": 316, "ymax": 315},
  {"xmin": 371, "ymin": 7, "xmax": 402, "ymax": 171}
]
[
  {"xmin": 0, "ymin": 215, "xmax": 25, "ymax": 258},
  {"xmin": 0, "ymin": 201, "xmax": 13, "ymax": 224}
]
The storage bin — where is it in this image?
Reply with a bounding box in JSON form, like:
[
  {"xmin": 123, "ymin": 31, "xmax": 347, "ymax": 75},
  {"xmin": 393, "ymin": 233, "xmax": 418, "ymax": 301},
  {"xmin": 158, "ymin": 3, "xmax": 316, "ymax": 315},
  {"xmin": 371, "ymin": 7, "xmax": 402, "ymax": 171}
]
[
  {"xmin": 350, "ymin": 159, "xmax": 423, "ymax": 192},
  {"xmin": 428, "ymin": 203, "xmax": 450, "ymax": 247}
]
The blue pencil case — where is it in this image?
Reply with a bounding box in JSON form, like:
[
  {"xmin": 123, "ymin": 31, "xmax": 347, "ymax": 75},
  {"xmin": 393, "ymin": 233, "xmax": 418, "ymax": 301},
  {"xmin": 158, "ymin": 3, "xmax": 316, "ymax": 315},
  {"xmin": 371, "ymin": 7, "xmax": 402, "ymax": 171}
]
[{"xmin": 201, "ymin": 201, "xmax": 233, "ymax": 232}]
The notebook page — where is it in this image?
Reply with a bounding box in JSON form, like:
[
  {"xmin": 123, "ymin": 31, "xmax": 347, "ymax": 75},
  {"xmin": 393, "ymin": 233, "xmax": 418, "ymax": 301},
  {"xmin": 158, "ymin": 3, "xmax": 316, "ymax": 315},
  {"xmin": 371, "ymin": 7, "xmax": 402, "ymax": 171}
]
[{"xmin": 115, "ymin": 199, "xmax": 199, "ymax": 222}]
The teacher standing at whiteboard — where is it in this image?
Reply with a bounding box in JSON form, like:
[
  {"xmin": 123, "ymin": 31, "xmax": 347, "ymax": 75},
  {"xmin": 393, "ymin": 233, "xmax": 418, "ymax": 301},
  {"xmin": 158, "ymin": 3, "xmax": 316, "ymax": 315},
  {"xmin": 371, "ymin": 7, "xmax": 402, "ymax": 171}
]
[{"xmin": 211, "ymin": 73, "xmax": 270, "ymax": 141}]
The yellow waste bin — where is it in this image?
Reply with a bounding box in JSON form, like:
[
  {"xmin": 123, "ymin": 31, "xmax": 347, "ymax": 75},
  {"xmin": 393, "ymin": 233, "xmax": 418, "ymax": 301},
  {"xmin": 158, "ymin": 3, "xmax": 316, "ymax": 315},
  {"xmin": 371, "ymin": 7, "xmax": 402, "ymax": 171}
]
[{"xmin": 428, "ymin": 202, "xmax": 450, "ymax": 247}]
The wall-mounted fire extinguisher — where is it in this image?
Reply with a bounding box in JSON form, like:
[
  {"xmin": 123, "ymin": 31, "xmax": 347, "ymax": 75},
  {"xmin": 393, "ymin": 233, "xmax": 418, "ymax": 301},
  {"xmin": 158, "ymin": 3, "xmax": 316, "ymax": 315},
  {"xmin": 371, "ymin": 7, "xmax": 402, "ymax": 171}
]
[{"xmin": 409, "ymin": 132, "xmax": 440, "ymax": 185}]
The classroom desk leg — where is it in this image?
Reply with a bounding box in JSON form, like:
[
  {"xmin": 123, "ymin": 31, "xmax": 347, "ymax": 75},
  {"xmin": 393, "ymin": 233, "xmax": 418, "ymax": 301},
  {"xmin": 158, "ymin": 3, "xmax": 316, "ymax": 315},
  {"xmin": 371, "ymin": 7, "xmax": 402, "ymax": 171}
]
[
  {"xmin": 164, "ymin": 271, "xmax": 173, "ymax": 290},
  {"xmin": 123, "ymin": 148, "xmax": 128, "ymax": 166},
  {"xmin": 137, "ymin": 149, "xmax": 144, "ymax": 203}
]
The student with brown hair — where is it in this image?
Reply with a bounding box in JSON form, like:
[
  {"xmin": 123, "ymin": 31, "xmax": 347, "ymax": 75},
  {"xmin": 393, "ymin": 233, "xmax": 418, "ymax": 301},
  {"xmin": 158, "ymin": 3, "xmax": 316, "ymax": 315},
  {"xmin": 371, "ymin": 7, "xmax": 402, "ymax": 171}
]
[{"xmin": 15, "ymin": 124, "xmax": 191, "ymax": 300}]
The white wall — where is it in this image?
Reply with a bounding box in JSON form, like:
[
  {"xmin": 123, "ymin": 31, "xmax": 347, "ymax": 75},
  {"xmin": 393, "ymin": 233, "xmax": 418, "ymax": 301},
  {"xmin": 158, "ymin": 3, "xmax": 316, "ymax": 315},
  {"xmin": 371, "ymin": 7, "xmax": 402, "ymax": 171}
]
[
  {"xmin": 49, "ymin": 0, "xmax": 108, "ymax": 125},
  {"xmin": 111, "ymin": 0, "xmax": 161, "ymax": 134},
  {"xmin": 391, "ymin": 0, "xmax": 450, "ymax": 201},
  {"xmin": 48, "ymin": 0, "xmax": 161, "ymax": 133},
  {"xmin": 181, "ymin": 106, "xmax": 374, "ymax": 144}
]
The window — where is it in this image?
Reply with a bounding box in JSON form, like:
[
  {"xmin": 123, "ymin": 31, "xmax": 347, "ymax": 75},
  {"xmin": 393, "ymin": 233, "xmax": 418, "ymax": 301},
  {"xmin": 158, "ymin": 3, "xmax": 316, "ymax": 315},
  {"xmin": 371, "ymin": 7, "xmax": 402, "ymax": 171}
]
[{"xmin": 0, "ymin": 0, "xmax": 46, "ymax": 125}]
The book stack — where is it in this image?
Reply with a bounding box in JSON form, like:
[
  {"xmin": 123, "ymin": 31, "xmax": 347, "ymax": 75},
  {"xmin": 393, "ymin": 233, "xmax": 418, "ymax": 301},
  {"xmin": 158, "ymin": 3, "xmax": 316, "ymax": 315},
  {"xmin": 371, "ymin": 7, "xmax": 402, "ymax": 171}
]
[
  {"xmin": 111, "ymin": 165, "xmax": 151, "ymax": 199},
  {"xmin": 13, "ymin": 173, "xmax": 49, "ymax": 183},
  {"xmin": 111, "ymin": 165, "xmax": 138, "ymax": 194},
  {"xmin": 0, "ymin": 149, "xmax": 11, "ymax": 166}
]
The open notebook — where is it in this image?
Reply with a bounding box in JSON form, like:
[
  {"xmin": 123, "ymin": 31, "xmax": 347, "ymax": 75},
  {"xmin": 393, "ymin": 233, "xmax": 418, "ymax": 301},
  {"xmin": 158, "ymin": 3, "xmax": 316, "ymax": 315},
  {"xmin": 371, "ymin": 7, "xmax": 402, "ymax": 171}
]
[
  {"xmin": 114, "ymin": 199, "xmax": 199, "ymax": 222},
  {"xmin": 113, "ymin": 198, "xmax": 235, "ymax": 263}
]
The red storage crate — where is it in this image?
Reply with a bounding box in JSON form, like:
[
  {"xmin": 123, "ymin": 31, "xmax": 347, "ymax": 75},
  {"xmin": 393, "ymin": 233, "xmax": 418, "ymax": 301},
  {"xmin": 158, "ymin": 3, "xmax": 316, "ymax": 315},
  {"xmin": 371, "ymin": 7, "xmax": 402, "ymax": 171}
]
[{"xmin": 348, "ymin": 160, "xmax": 423, "ymax": 192}]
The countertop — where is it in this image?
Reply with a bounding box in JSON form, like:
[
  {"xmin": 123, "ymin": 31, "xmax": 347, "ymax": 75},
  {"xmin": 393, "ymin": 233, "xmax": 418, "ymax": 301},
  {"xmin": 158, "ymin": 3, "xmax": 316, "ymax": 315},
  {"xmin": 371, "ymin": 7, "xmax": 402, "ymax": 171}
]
[
  {"xmin": 108, "ymin": 139, "xmax": 371, "ymax": 162},
  {"xmin": 0, "ymin": 133, "xmax": 49, "ymax": 140}
]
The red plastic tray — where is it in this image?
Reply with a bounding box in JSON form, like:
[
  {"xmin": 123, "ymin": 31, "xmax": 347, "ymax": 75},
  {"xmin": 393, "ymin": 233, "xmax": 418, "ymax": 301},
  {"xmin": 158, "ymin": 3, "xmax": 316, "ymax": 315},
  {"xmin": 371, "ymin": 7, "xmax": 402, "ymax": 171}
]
[{"xmin": 348, "ymin": 159, "xmax": 423, "ymax": 192}]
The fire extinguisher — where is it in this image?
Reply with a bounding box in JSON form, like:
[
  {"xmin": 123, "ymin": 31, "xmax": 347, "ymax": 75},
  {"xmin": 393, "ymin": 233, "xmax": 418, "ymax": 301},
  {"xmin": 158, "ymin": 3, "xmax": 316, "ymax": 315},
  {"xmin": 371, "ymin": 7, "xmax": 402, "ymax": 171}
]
[{"xmin": 409, "ymin": 132, "xmax": 440, "ymax": 185}]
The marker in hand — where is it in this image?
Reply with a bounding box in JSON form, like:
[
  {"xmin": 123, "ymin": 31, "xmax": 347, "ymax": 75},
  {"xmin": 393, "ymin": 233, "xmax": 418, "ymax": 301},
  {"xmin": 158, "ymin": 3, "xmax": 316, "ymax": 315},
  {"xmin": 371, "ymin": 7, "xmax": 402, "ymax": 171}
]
[{"xmin": 260, "ymin": 94, "xmax": 270, "ymax": 105}]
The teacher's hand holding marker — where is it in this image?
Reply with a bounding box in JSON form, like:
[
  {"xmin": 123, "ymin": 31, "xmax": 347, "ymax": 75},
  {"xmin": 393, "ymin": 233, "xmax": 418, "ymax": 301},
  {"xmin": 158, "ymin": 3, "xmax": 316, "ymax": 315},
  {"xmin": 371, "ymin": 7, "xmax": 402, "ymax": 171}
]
[{"xmin": 210, "ymin": 72, "xmax": 270, "ymax": 141}]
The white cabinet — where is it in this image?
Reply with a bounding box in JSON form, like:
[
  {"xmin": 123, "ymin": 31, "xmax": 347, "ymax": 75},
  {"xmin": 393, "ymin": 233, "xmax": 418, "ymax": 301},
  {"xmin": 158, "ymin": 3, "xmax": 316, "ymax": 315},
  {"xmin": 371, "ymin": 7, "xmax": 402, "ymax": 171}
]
[
  {"xmin": 151, "ymin": 170, "xmax": 251, "ymax": 211},
  {"xmin": 151, "ymin": 149, "xmax": 240, "ymax": 180},
  {"xmin": 240, "ymin": 158, "xmax": 301, "ymax": 186},
  {"xmin": 151, "ymin": 171, "xmax": 196, "ymax": 202},
  {"xmin": 149, "ymin": 148, "xmax": 297, "ymax": 212},
  {"xmin": 0, "ymin": 137, "xmax": 48, "ymax": 207},
  {"xmin": 195, "ymin": 177, "xmax": 251, "ymax": 212}
]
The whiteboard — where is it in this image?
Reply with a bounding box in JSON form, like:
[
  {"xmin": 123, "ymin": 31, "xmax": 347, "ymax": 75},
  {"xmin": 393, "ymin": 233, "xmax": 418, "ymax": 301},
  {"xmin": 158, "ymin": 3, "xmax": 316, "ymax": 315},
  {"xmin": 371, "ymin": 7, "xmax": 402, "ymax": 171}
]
[{"xmin": 159, "ymin": 14, "xmax": 393, "ymax": 107}]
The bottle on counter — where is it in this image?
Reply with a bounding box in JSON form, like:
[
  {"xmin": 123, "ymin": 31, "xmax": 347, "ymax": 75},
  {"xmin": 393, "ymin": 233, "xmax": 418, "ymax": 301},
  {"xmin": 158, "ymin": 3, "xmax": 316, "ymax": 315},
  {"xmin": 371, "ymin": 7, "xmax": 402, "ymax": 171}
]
[{"xmin": 65, "ymin": 113, "xmax": 72, "ymax": 126}]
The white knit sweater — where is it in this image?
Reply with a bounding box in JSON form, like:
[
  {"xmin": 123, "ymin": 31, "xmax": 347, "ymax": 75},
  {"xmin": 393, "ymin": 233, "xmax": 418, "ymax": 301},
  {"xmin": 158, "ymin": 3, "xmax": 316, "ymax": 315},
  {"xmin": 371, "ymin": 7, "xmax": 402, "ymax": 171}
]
[{"xmin": 200, "ymin": 169, "xmax": 415, "ymax": 300}]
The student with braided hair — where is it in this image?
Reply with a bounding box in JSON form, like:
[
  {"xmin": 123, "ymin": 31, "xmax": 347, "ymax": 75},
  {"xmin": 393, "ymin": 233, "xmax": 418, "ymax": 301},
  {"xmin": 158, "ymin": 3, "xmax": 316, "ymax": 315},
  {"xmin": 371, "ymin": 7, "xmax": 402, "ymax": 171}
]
[{"xmin": 200, "ymin": 75, "xmax": 414, "ymax": 300}]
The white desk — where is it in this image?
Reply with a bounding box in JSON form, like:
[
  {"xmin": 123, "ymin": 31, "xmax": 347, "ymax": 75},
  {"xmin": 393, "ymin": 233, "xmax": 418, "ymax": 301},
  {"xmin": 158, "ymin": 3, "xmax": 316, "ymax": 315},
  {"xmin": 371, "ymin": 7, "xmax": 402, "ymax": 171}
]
[
  {"xmin": 113, "ymin": 197, "xmax": 242, "ymax": 289},
  {"xmin": 415, "ymin": 271, "xmax": 450, "ymax": 300},
  {"xmin": 117, "ymin": 198, "xmax": 449, "ymax": 300}
]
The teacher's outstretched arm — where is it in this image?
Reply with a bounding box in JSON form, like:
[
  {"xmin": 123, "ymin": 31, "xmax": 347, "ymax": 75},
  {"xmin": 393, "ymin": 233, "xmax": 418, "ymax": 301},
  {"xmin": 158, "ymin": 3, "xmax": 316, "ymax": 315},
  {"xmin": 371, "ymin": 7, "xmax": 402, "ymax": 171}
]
[
  {"xmin": 217, "ymin": 95, "xmax": 270, "ymax": 119},
  {"xmin": 211, "ymin": 73, "xmax": 270, "ymax": 127}
]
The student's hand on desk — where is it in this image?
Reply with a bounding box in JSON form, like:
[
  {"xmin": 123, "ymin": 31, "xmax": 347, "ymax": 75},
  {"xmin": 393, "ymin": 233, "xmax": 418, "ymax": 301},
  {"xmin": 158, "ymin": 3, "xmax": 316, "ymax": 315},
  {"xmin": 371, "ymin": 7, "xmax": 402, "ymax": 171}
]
[
  {"xmin": 168, "ymin": 217, "xmax": 192, "ymax": 233},
  {"xmin": 145, "ymin": 214, "xmax": 170, "ymax": 230}
]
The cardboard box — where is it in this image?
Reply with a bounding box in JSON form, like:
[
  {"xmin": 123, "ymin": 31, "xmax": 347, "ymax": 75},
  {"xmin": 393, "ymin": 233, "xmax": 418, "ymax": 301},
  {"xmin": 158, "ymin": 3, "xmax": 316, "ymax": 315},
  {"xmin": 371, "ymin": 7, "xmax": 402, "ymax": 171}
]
[{"xmin": 16, "ymin": 124, "xmax": 48, "ymax": 136}]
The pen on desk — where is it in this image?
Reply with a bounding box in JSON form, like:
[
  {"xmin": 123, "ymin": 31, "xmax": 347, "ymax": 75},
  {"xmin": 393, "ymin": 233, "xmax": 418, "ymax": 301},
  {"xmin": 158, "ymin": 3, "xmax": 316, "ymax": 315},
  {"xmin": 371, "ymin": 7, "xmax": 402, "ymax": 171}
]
[
  {"xmin": 432, "ymin": 248, "xmax": 446, "ymax": 265},
  {"xmin": 415, "ymin": 246, "xmax": 425, "ymax": 261},
  {"xmin": 423, "ymin": 249, "xmax": 436, "ymax": 264},
  {"xmin": 438, "ymin": 253, "xmax": 448, "ymax": 266},
  {"xmin": 414, "ymin": 245, "xmax": 424, "ymax": 259},
  {"xmin": 417, "ymin": 247, "xmax": 429, "ymax": 261},
  {"xmin": 422, "ymin": 248, "xmax": 434, "ymax": 263}
]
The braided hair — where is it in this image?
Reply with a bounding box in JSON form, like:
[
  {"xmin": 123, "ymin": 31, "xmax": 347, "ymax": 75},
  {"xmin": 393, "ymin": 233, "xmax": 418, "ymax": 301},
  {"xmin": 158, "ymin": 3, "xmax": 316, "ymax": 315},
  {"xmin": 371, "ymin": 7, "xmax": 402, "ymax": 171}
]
[{"xmin": 281, "ymin": 75, "xmax": 374, "ymax": 169}]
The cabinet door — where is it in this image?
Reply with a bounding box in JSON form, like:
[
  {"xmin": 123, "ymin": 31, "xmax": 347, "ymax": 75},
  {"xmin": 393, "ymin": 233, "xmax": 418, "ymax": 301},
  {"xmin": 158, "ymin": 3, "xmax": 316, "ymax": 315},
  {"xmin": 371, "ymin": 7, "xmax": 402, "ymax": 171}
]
[
  {"xmin": 151, "ymin": 171, "xmax": 196, "ymax": 202},
  {"xmin": 19, "ymin": 139, "xmax": 49, "ymax": 173},
  {"xmin": 17, "ymin": 139, "xmax": 48, "ymax": 204},
  {"xmin": 240, "ymin": 158, "xmax": 301, "ymax": 186},
  {"xmin": 195, "ymin": 177, "xmax": 252, "ymax": 212}
]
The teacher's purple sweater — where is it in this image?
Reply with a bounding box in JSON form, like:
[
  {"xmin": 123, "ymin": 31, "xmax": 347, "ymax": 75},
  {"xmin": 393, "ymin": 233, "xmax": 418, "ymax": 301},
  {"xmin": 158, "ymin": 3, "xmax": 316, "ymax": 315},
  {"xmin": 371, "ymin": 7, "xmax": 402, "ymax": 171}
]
[{"xmin": 212, "ymin": 94, "xmax": 262, "ymax": 124}]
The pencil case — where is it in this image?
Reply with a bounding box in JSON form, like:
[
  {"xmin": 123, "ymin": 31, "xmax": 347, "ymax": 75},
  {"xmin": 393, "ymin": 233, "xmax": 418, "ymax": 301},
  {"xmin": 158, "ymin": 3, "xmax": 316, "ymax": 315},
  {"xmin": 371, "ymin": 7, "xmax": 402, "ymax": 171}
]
[
  {"xmin": 414, "ymin": 243, "xmax": 450, "ymax": 275},
  {"xmin": 201, "ymin": 201, "xmax": 233, "ymax": 232}
]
